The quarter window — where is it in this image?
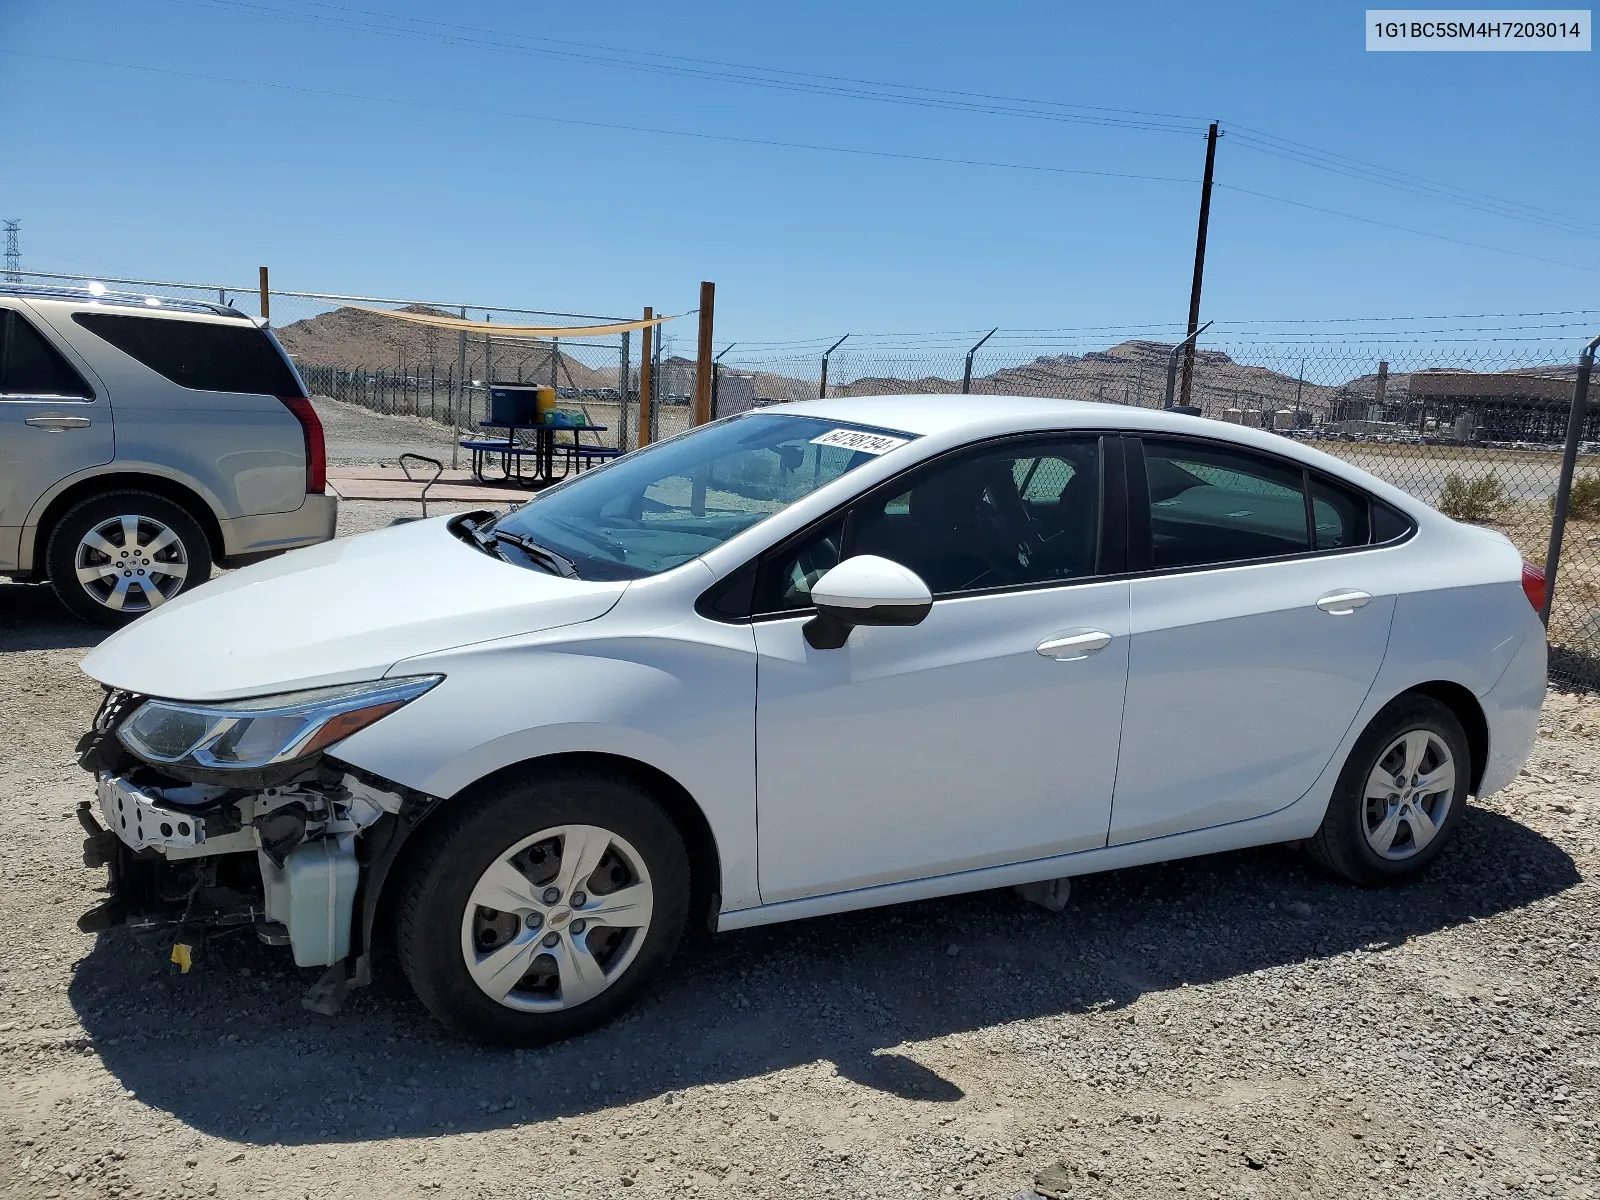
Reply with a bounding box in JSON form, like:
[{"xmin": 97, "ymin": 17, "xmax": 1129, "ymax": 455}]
[
  {"xmin": 1141, "ymin": 440, "xmax": 1310, "ymax": 568},
  {"xmin": 0, "ymin": 309, "xmax": 93, "ymax": 399},
  {"xmin": 755, "ymin": 518, "xmax": 846, "ymax": 614},
  {"xmin": 1310, "ymin": 475, "xmax": 1371, "ymax": 550},
  {"xmin": 1372, "ymin": 500, "xmax": 1413, "ymax": 544}
]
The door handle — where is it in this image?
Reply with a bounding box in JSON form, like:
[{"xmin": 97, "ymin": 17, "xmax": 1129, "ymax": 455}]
[
  {"xmin": 24, "ymin": 415, "xmax": 92, "ymax": 431},
  {"xmin": 1316, "ymin": 590, "xmax": 1372, "ymax": 615},
  {"xmin": 1036, "ymin": 630, "xmax": 1113, "ymax": 660}
]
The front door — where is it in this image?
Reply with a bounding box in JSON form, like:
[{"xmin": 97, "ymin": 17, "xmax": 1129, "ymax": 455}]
[
  {"xmin": 0, "ymin": 303, "xmax": 112, "ymax": 570},
  {"xmin": 754, "ymin": 434, "xmax": 1131, "ymax": 903},
  {"xmin": 1109, "ymin": 437, "xmax": 1396, "ymax": 845}
]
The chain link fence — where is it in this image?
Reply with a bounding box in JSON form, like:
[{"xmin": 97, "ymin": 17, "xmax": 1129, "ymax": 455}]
[
  {"xmin": 8, "ymin": 271, "xmax": 1595, "ymax": 689},
  {"xmin": 718, "ymin": 334, "xmax": 1599, "ymax": 691}
]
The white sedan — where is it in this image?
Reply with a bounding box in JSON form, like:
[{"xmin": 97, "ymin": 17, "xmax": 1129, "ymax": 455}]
[{"xmin": 73, "ymin": 396, "xmax": 1547, "ymax": 1043}]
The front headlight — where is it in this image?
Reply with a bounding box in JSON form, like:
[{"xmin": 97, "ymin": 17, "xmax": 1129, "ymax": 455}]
[{"xmin": 118, "ymin": 676, "xmax": 441, "ymax": 772}]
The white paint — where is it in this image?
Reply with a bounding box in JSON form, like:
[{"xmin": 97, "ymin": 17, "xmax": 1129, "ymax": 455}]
[
  {"xmin": 810, "ymin": 555, "xmax": 931, "ymax": 611},
  {"xmin": 82, "ymin": 394, "xmax": 1546, "ymax": 934}
]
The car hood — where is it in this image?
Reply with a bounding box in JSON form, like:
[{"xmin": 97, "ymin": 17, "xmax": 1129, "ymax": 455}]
[{"xmin": 81, "ymin": 517, "xmax": 628, "ymax": 701}]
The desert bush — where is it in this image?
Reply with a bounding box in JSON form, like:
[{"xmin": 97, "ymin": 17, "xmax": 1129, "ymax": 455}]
[
  {"xmin": 1552, "ymin": 473, "xmax": 1600, "ymax": 521},
  {"xmin": 1439, "ymin": 471, "xmax": 1504, "ymax": 522}
]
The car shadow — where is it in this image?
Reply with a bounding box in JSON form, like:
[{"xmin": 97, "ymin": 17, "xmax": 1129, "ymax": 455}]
[
  {"xmin": 0, "ymin": 582, "xmax": 106, "ymax": 651},
  {"xmin": 68, "ymin": 805, "xmax": 1577, "ymax": 1145}
]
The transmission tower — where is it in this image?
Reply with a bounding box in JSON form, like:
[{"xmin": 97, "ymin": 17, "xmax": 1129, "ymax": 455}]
[{"xmin": 2, "ymin": 221, "xmax": 18, "ymax": 283}]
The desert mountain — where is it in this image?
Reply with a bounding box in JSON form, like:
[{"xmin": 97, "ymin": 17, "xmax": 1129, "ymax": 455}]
[{"xmin": 275, "ymin": 305, "xmax": 617, "ymax": 389}]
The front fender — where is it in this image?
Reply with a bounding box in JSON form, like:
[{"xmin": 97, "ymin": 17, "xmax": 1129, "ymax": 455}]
[{"xmin": 331, "ymin": 617, "xmax": 760, "ymax": 910}]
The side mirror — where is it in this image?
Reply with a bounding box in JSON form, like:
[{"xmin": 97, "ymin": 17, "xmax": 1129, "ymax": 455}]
[{"xmin": 803, "ymin": 555, "xmax": 933, "ymax": 649}]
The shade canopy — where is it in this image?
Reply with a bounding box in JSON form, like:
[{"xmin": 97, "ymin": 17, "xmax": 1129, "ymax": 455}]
[{"xmin": 343, "ymin": 305, "xmax": 679, "ymax": 339}]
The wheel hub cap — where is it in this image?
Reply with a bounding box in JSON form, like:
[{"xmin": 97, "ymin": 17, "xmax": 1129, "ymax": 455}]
[
  {"xmin": 1362, "ymin": 729, "xmax": 1456, "ymax": 861},
  {"xmin": 460, "ymin": 824, "xmax": 655, "ymax": 1013},
  {"xmin": 73, "ymin": 514, "xmax": 189, "ymax": 613}
]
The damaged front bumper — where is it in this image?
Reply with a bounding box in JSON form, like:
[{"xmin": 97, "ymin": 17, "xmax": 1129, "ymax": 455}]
[{"xmin": 75, "ymin": 689, "xmax": 440, "ymax": 1009}]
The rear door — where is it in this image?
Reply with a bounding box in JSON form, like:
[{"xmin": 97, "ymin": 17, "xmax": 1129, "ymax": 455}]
[
  {"xmin": 62, "ymin": 310, "xmax": 306, "ymax": 517},
  {"xmin": 0, "ymin": 304, "xmax": 111, "ymax": 570},
  {"xmin": 1108, "ymin": 436, "xmax": 1396, "ymax": 845}
]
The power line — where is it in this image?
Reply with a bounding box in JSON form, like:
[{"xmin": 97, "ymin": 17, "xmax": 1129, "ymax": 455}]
[
  {"xmin": 155, "ymin": 0, "xmax": 1600, "ymax": 245},
  {"xmin": 1214, "ymin": 183, "xmax": 1596, "ymax": 274},
  {"xmin": 158, "ymin": 0, "xmax": 1207, "ymax": 136},
  {"xmin": 723, "ymin": 316, "xmax": 1600, "ymax": 351},
  {"xmin": 1227, "ymin": 124, "xmax": 1600, "ymax": 234},
  {"xmin": 2, "ymin": 50, "xmax": 1198, "ymax": 187},
  {"xmin": 1227, "ymin": 130, "xmax": 1600, "ymax": 242},
  {"xmin": 7, "ymin": 48, "xmax": 1594, "ymax": 278}
]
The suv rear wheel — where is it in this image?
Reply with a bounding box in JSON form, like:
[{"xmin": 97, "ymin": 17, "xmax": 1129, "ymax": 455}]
[{"xmin": 46, "ymin": 491, "xmax": 213, "ymax": 627}]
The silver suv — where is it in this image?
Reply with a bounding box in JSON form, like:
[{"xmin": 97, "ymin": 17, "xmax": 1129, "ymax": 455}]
[{"xmin": 0, "ymin": 286, "xmax": 336, "ymax": 626}]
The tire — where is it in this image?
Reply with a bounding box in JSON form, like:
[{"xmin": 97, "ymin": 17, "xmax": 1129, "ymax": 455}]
[
  {"xmin": 46, "ymin": 491, "xmax": 213, "ymax": 628},
  {"xmin": 396, "ymin": 769, "xmax": 691, "ymax": 1045},
  {"xmin": 1307, "ymin": 694, "xmax": 1472, "ymax": 885}
]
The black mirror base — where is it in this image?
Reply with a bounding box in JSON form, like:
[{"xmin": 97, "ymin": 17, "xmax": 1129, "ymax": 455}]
[{"xmin": 803, "ymin": 612, "xmax": 851, "ymax": 650}]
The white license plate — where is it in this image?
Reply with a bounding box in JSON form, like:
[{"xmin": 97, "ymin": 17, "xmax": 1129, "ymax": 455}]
[{"xmin": 97, "ymin": 774, "xmax": 206, "ymax": 852}]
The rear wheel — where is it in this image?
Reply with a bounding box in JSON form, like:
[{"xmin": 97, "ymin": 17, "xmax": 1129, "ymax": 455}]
[
  {"xmin": 396, "ymin": 770, "xmax": 690, "ymax": 1045},
  {"xmin": 1307, "ymin": 694, "xmax": 1471, "ymax": 885},
  {"xmin": 46, "ymin": 491, "xmax": 212, "ymax": 628}
]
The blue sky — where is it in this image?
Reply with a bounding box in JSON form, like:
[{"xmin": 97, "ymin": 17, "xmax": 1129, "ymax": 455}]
[{"xmin": 1, "ymin": 0, "xmax": 1596, "ymax": 353}]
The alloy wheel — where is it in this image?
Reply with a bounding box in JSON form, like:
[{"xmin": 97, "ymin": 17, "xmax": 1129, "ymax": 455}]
[
  {"xmin": 1362, "ymin": 729, "xmax": 1456, "ymax": 861},
  {"xmin": 460, "ymin": 824, "xmax": 655, "ymax": 1012},
  {"xmin": 73, "ymin": 514, "xmax": 189, "ymax": 613}
]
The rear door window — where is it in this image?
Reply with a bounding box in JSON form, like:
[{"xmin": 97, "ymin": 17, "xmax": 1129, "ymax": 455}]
[
  {"xmin": 1140, "ymin": 439, "xmax": 1310, "ymax": 568},
  {"xmin": 72, "ymin": 312, "xmax": 301, "ymax": 396},
  {"xmin": 0, "ymin": 309, "xmax": 94, "ymax": 399}
]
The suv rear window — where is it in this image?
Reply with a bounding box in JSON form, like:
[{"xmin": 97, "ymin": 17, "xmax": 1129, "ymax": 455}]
[{"xmin": 72, "ymin": 312, "xmax": 302, "ymax": 396}]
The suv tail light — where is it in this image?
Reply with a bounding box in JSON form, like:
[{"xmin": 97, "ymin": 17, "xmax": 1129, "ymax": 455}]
[
  {"xmin": 277, "ymin": 396, "xmax": 326, "ymax": 494},
  {"xmin": 1521, "ymin": 561, "xmax": 1547, "ymax": 613}
]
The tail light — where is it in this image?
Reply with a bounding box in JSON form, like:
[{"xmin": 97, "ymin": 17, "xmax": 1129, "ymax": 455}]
[
  {"xmin": 277, "ymin": 396, "xmax": 326, "ymax": 494},
  {"xmin": 1521, "ymin": 561, "xmax": 1547, "ymax": 613}
]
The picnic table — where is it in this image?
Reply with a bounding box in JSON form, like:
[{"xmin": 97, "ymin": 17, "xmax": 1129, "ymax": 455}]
[{"xmin": 461, "ymin": 420, "xmax": 615, "ymax": 486}]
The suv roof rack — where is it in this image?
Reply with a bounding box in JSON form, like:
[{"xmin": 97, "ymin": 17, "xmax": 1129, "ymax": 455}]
[{"xmin": 0, "ymin": 283, "xmax": 252, "ymax": 320}]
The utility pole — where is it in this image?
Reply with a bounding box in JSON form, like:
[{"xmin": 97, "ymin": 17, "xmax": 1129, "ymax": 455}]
[
  {"xmin": 693, "ymin": 281, "xmax": 716, "ymax": 426},
  {"xmin": 258, "ymin": 265, "xmax": 271, "ymax": 324},
  {"xmin": 638, "ymin": 307, "xmax": 655, "ymax": 447},
  {"xmin": 1179, "ymin": 122, "xmax": 1220, "ymax": 409},
  {"xmin": 3, "ymin": 221, "xmax": 19, "ymax": 282}
]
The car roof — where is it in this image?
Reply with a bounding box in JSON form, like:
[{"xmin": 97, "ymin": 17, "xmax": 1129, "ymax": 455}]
[
  {"xmin": 0, "ymin": 284, "xmax": 257, "ymax": 324},
  {"xmin": 758, "ymin": 393, "xmax": 1434, "ymax": 516},
  {"xmin": 771, "ymin": 393, "xmax": 1125, "ymax": 437}
]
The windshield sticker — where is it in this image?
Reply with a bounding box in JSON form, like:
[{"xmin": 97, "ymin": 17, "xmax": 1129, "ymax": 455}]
[{"xmin": 809, "ymin": 428, "xmax": 910, "ymax": 455}]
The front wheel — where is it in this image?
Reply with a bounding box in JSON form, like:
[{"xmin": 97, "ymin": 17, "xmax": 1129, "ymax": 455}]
[
  {"xmin": 396, "ymin": 770, "xmax": 690, "ymax": 1045},
  {"xmin": 1307, "ymin": 694, "xmax": 1471, "ymax": 885}
]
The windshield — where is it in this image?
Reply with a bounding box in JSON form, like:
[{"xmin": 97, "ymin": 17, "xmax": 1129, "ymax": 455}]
[{"xmin": 490, "ymin": 413, "xmax": 916, "ymax": 580}]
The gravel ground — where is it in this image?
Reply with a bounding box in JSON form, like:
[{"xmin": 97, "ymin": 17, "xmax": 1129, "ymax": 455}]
[{"xmin": 2, "ymin": 400, "xmax": 1599, "ymax": 1200}]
